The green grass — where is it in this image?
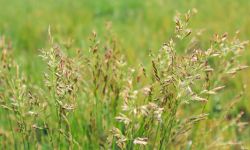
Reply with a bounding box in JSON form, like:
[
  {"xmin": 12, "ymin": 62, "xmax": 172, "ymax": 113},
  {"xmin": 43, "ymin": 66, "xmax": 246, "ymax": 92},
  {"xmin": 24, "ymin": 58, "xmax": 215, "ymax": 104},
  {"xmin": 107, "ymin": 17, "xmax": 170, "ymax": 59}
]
[
  {"xmin": 1, "ymin": 0, "xmax": 250, "ymax": 83},
  {"xmin": 0, "ymin": 0, "xmax": 250, "ymax": 149}
]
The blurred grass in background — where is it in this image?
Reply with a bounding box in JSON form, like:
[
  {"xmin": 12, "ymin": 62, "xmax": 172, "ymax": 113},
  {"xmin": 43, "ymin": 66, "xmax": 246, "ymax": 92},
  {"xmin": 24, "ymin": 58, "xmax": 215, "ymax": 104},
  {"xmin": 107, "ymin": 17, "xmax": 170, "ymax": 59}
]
[{"xmin": 1, "ymin": 0, "xmax": 249, "ymax": 55}]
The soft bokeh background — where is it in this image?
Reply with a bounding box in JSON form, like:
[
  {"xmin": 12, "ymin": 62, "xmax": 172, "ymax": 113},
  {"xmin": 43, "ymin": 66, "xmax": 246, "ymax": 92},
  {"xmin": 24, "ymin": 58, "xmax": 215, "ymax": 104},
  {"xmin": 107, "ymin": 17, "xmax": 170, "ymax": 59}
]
[
  {"xmin": 1, "ymin": 0, "xmax": 249, "ymax": 56},
  {"xmin": 0, "ymin": 0, "xmax": 249, "ymax": 129}
]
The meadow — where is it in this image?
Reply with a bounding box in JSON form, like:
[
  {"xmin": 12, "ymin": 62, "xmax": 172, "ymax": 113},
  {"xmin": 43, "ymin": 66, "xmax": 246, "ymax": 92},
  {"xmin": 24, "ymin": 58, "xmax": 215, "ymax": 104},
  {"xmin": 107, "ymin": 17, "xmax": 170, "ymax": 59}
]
[{"xmin": 0, "ymin": 0, "xmax": 250, "ymax": 149}]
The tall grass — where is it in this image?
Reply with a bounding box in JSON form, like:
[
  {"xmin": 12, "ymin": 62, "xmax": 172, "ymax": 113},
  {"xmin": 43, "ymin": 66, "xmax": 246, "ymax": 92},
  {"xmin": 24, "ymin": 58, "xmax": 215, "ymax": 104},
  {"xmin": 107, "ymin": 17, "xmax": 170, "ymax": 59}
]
[{"xmin": 0, "ymin": 10, "xmax": 249, "ymax": 149}]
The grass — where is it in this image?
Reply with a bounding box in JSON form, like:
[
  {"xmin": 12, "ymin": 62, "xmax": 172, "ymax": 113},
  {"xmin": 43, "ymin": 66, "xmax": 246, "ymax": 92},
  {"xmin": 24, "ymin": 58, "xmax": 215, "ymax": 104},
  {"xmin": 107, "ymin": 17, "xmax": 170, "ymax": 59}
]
[{"xmin": 0, "ymin": 0, "xmax": 250, "ymax": 149}]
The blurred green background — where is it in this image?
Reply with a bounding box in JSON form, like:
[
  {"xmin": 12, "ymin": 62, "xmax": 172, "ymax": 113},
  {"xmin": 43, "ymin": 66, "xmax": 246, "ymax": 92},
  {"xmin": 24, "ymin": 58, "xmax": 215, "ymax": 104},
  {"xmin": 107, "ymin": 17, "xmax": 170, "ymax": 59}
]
[
  {"xmin": 1, "ymin": 0, "xmax": 249, "ymax": 55},
  {"xmin": 0, "ymin": 0, "xmax": 249, "ymax": 110}
]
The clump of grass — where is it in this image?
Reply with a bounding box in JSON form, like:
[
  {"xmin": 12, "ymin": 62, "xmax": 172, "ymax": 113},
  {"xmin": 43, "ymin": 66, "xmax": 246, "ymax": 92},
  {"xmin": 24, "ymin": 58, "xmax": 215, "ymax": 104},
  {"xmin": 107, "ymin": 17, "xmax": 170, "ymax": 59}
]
[
  {"xmin": 108, "ymin": 9, "xmax": 249, "ymax": 149},
  {"xmin": 0, "ymin": 36, "xmax": 48, "ymax": 149},
  {"xmin": 39, "ymin": 27, "xmax": 83, "ymax": 149},
  {"xmin": 0, "ymin": 10, "xmax": 249, "ymax": 149}
]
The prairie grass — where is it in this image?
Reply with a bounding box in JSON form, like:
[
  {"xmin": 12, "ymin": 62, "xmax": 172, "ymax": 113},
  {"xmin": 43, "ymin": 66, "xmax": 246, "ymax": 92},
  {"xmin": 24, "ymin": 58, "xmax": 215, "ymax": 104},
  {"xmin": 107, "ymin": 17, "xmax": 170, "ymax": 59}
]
[{"xmin": 0, "ymin": 9, "xmax": 250, "ymax": 150}]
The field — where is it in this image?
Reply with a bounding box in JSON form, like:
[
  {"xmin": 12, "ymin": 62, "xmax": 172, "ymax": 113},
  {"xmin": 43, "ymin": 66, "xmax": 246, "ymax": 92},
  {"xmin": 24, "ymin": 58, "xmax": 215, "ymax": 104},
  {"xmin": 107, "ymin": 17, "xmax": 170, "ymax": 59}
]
[{"xmin": 0, "ymin": 0, "xmax": 250, "ymax": 149}]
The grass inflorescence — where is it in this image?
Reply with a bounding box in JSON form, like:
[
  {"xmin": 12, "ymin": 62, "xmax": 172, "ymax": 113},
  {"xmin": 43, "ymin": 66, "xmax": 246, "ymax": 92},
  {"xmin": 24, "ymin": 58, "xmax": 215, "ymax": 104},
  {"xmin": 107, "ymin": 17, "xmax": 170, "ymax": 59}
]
[{"xmin": 0, "ymin": 10, "xmax": 249, "ymax": 150}]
